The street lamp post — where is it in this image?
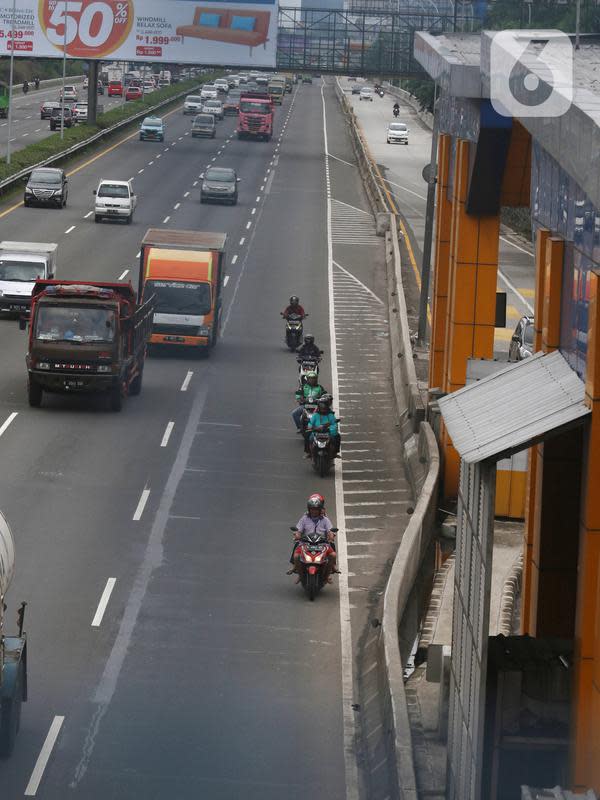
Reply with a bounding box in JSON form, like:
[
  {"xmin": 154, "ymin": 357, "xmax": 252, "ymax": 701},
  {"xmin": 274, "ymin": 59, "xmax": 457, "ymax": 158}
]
[
  {"xmin": 6, "ymin": 0, "xmax": 16, "ymax": 165},
  {"xmin": 60, "ymin": 0, "xmax": 67, "ymax": 140}
]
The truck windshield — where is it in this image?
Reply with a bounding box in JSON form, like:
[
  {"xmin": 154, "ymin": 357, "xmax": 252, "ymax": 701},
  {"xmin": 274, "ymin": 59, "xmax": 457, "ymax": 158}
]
[
  {"xmin": 240, "ymin": 101, "xmax": 270, "ymax": 114},
  {"xmin": 145, "ymin": 280, "xmax": 211, "ymax": 315},
  {"xmin": 34, "ymin": 305, "xmax": 116, "ymax": 343},
  {"xmin": 0, "ymin": 259, "xmax": 45, "ymax": 281}
]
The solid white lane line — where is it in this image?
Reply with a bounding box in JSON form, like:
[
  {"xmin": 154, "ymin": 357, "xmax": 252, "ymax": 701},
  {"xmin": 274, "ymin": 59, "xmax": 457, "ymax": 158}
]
[
  {"xmin": 174, "ymin": 202, "xmax": 180, "ymax": 210},
  {"xmin": 133, "ymin": 488, "xmax": 150, "ymax": 521},
  {"xmin": 84, "ymin": 211, "xmax": 92, "ymax": 219},
  {"xmin": 118, "ymin": 269, "xmax": 129, "ymax": 280},
  {"xmin": 500, "ymin": 234, "xmax": 533, "ymax": 257},
  {"xmin": 180, "ymin": 370, "xmax": 193, "ymax": 391},
  {"xmin": 0, "ymin": 412, "xmax": 17, "ymax": 438},
  {"xmin": 329, "ymin": 152, "xmax": 355, "ymax": 167},
  {"xmin": 25, "ymin": 716, "xmax": 65, "ymax": 796},
  {"xmin": 161, "ymin": 421, "xmax": 175, "ymax": 447},
  {"xmin": 138, "ymin": 168, "xmax": 144, "ymax": 174},
  {"xmin": 163, "ymin": 215, "xmax": 170, "ymax": 224},
  {"xmin": 183, "ymin": 191, "xmax": 189, "ymax": 198},
  {"xmin": 239, "ymin": 237, "xmax": 245, "ymax": 245},
  {"xmin": 224, "ymin": 275, "xmax": 230, "ymax": 286},
  {"xmin": 65, "ymin": 225, "xmax": 76, "ymax": 234},
  {"xmin": 497, "ymin": 268, "xmax": 535, "ymax": 314},
  {"xmin": 91, "ymin": 578, "xmax": 116, "ymax": 627},
  {"xmin": 246, "ymin": 221, "xmax": 251, "ymax": 229},
  {"xmin": 321, "ymin": 81, "xmax": 359, "ymax": 799}
]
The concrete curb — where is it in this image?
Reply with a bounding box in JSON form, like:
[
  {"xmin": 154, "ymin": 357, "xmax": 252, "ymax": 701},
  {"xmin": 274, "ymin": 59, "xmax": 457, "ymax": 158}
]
[{"xmin": 498, "ymin": 553, "xmax": 523, "ymax": 637}]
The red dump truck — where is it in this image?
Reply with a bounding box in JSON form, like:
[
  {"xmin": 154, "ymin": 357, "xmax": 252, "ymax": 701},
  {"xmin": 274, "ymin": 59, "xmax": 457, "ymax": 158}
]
[
  {"xmin": 139, "ymin": 228, "xmax": 227, "ymax": 353},
  {"xmin": 23, "ymin": 280, "xmax": 154, "ymax": 411},
  {"xmin": 237, "ymin": 91, "xmax": 273, "ymax": 141}
]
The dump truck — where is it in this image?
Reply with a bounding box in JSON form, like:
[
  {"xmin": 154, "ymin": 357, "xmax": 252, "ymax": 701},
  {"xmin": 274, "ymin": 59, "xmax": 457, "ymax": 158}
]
[
  {"xmin": 267, "ymin": 76, "xmax": 286, "ymax": 105},
  {"xmin": 139, "ymin": 228, "xmax": 227, "ymax": 353},
  {"xmin": 0, "ymin": 512, "xmax": 27, "ymax": 757},
  {"xmin": 237, "ymin": 91, "xmax": 273, "ymax": 141},
  {"xmin": 23, "ymin": 280, "xmax": 154, "ymax": 411},
  {"xmin": 0, "ymin": 241, "xmax": 57, "ymax": 315}
]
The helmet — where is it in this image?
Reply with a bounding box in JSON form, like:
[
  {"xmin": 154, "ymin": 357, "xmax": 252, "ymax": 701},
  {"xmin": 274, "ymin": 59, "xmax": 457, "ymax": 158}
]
[
  {"xmin": 306, "ymin": 371, "xmax": 318, "ymax": 380},
  {"xmin": 304, "ymin": 334, "xmax": 314, "ymax": 345},
  {"xmin": 318, "ymin": 393, "xmax": 332, "ymax": 406},
  {"xmin": 289, "ymin": 295, "xmax": 299, "ymax": 305},
  {"xmin": 307, "ymin": 493, "xmax": 325, "ymax": 511}
]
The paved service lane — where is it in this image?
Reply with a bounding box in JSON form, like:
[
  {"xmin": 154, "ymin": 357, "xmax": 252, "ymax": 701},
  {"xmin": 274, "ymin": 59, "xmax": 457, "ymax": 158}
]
[
  {"xmin": 340, "ymin": 78, "xmax": 536, "ymax": 357},
  {"xmin": 0, "ymin": 85, "xmax": 361, "ymax": 799}
]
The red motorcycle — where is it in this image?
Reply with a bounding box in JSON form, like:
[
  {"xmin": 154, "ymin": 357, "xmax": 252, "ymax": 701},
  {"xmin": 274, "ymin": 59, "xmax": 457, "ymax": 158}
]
[{"xmin": 290, "ymin": 526, "xmax": 337, "ymax": 601}]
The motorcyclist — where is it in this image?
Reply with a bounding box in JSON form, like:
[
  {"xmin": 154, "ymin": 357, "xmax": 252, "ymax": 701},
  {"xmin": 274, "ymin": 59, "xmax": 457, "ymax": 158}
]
[
  {"xmin": 305, "ymin": 395, "xmax": 340, "ymax": 458},
  {"xmin": 287, "ymin": 493, "xmax": 338, "ymax": 583},
  {"xmin": 393, "ymin": 102, "xmax": 400, "ymax": 117},
  {"xmin": 292, "ymin": 371, "xmax": 327, "ymax": 432},
  {"xmin": 281, "ymin": 296, "xmax": 306, "ymax": 320},
  {"xmin": 34, "ymin": 76, "xmax": 40, "ymax": 90},
  {"xmin": 22, "ymin": 80, "xmax": 29, "ymax": 94},
  {"xmin": 297, "ymin": 334, "xmax": 322, "ymax": 361}
]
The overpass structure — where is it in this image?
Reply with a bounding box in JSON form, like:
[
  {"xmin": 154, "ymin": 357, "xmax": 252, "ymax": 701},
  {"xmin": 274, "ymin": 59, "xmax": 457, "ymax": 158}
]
[{"xmin": 276, "ymin": 2, "xmax": 481, "ymax": 76}]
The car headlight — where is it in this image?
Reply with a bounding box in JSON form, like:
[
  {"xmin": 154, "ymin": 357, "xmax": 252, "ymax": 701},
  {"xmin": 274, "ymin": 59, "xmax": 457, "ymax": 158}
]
[
  {"xmin": 97, "ymin": 365, "xmax": 111, "ymax": 373},
  {"xmin": 25, "ymin": 187, "xmax": 32, "ymax": 193},
  {"xmin": 38, "ymin": 362, "xmax": 50, "ymax": 370},
  {"xmin": 202, "ymin": 183, "xmax": 209, "ymax": 191}
]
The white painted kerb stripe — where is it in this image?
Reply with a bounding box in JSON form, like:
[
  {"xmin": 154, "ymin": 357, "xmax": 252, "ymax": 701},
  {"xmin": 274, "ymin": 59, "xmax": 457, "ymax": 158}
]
[
  {"xmin": 133, "ymin": 488, "xmax": 150, "ymax": 521},
  {"xmin": 25, "ymin": 716, "xmax": 65, "ymax": 796},
  {"xmin": 91, "ymin": 578, "xmax": 116, "ymax": 627}
]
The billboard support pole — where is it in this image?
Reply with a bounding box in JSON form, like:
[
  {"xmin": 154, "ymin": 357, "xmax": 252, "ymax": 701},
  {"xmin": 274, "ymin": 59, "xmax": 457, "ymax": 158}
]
[
  {"xmin": 88, "ymin": 60, "xmax": 98, "ymax": 125},
  {"xmin": 60, "ymin": 0, "xmax": 67, "ymax": 141},
  {"xmin": 6, "ymin": 0, "xmax": 16, "ymax": 166}
]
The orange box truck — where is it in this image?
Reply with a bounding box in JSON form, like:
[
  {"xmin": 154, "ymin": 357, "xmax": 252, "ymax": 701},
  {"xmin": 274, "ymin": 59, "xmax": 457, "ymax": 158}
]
[{"xmin": 138, "ymin": 229, "xmax": 226, "ymax": 352}]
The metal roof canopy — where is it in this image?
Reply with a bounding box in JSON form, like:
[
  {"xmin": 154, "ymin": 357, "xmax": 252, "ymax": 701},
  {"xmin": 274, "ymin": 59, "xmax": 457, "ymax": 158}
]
[{"xmin": 438, "ymin": 351, "xmax": 591, "ymax": 464}]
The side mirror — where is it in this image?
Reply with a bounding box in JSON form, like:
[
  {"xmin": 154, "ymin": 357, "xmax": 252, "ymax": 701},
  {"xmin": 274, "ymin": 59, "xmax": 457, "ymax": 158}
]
[
  {"xmin": 200, "ymin": 173, "xmax": 204, "ymax": 179},
  {"xmin": 48, "ymin": 272, "xmax": 54, "ymax": 279},
  {"xmin": 331, "ymin": 527, "xmax": 339, "ymax": 533},
  {"xmin": 319, "ymin": 350, "xmax": 324, "ymax": 355},
  {"xmin": 511, "ymin": 335, "xmax": 520, "ymax": 343},
  {"xmin": 236, "ymin": 178, "xmax": 241, "ymax": 183},
  {"xmin": 289, "ymin": 526, "xmax": 297, "ymax": 531},
  {"xmin": 18, "ymin": 317, "xmax": 26, "ymax": 331}
]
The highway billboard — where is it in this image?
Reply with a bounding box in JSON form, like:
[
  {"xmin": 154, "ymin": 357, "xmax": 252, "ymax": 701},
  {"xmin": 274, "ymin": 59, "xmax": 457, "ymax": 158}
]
[{"xmin": 0, "ymin": 0, "xmax": 278, "ymax": 67}]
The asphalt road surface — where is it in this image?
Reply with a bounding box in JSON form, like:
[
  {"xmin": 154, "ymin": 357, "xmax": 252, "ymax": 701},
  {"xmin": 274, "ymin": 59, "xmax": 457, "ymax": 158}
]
[
  {"xmin": 340, "ymin": 78, "xmax": 537, "ymax": 357},
  {"xmin": 0, "ymin": 79, "xmax": 401, "ymax": 799}
]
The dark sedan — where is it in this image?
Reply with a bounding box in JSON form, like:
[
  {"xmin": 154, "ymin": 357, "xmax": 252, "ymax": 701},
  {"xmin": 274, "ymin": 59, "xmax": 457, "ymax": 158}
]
[
  {"xmin": 200, "ymin": 167, "xmax": 240, "ymax": 205},
  {"xmin": 40, "ymin": 100, "xmax": 60, "ymax": 119},
  {"xmin": 24, "ymin": 168, "xmax": 68, "ymax": 208}
]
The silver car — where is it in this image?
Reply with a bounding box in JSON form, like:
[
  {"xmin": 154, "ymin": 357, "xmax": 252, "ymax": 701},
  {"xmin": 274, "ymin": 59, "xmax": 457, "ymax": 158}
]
[
  {"xmin": 359, "ymin": 87, "xmax": 374, "ymax": 101},
  {"xmin": 509, "ymin": 316, "xmax": 534, "ymax": 361},
  {"xmin": 202, "ymin": 99, "xmax": 224, "ymax": 120}
]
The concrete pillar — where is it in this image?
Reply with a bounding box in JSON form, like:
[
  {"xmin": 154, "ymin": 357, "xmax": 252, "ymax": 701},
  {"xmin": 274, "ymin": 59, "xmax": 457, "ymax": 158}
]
[
  {"xmin": 441, "ymin": 138, "xmax": 501, "ymax": 497},
  {"xmin": 429, "ymin": 133, "xmax": 452, "ymax": 391},
  {"xmin": 572, "ymin": 271, "xmax": 600, "ymax": 790}
]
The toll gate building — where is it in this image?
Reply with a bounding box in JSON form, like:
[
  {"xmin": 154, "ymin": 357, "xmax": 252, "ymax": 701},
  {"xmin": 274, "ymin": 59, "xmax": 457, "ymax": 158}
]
[{"xmin": 415, "ymin": 30, "xmax": 600, "ymax": 799}]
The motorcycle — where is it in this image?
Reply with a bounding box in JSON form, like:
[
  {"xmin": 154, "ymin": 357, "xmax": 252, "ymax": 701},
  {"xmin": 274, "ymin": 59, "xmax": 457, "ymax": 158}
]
[
  {"xmin": 377, "ymin": 88, "xmax": 385, "ymax": 97},
  {"xmin": 299, "ymin": 401, "xmax": 318, "ymax": 439},
  {"xmin": 308, "ymin": 421, "xmax": 339, "ymax": 477},
  {"xmin": 22, "ymin": 81, "xmax": 28, "ymax": 94},
  {"xmin": 290, "ymin": 525, "xmax": 338, "ymax": 601},
  {"xmin": 297, "ymin": 356, "xmax": 321, "ymax": 387},
  {"xmin": 281, "ymin": 311, "xmax": 307, "ymax": 351},
  {"xmin": 34, "ymin": 78, "xmax": 40, "ymax": 90},
  {"xmin": 393, "ymin": 106, "xmax": 400, "ymax": 118}
]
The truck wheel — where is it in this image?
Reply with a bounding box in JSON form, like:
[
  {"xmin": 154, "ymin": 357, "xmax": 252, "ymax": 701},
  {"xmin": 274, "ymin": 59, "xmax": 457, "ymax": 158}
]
[
  {"xmin": 110, "ymin": 382, "xmax": 123, "ymax": 412},
  {"xmin": 28, "ymin": 380, "xmax": 42, "ymax": 408},
  {"xmin": 0, "ymin": 661, "xmax": 23, "ymax": 757},
  {"xmin": 130, "ymin": 365, "xmax": 143, "ymax": 396}
]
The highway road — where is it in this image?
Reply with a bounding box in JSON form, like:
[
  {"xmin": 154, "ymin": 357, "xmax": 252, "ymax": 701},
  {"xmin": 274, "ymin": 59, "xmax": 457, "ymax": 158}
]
[
  {"xmin": 340, "ymin": 78, "xmax": 536, "ymax": 358},
  {"xmin": 0, "ymin": 78, "xmax": 126, "ymax": 159},
  {"xmin": 0, "ymin": 77, "xmax": 415, "ymax": 799}
]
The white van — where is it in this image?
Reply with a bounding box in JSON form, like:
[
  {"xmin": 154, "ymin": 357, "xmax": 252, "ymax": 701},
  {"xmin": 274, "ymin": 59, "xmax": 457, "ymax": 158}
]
[{"xmin": 93, "ymin": 179, "xmax": 137, "ymax": 224}]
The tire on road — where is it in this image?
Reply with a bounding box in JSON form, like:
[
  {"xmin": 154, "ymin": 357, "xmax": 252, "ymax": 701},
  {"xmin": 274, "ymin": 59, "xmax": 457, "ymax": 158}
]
[
  {"xmin": 0, "ymin": 661, "xmax": 23, "ymax": 758},
  {"xmin": 28, "ymin": 379, "xmax": 42, "ymax": 408},
  {"xmin": 110, "ymin": 381, "xmax": 123, "ymax": 412}
]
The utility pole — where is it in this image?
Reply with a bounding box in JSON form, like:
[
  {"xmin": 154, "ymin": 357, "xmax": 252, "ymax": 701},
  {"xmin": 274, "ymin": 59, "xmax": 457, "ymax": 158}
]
[
  {"xmin": 60, "ymin": 0, "xmax": 67, "ymax": 140},
  {"xmin": 6, "ymin": 0, "xmax": 16, "ymax": 165},
  {"xmin": 417, "ymin": 82, "xmax": 438, "ymax": 344},
  {"xmin": 87, "ymin": 60, "xmax": 98, "ymax": 125}
]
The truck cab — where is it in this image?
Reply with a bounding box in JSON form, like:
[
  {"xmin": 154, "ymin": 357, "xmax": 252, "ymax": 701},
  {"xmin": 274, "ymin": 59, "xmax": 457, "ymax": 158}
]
[
  {"xmin": 237, "ymin": 92, "xmax": 273, "ymax": 141},
  {"xmin": 139, "ymin": 229, "xmax": 227, "ymax": 352},
  {"xmin": 0, "ymin": 241, "xmax": 57, "ymax": 314}
]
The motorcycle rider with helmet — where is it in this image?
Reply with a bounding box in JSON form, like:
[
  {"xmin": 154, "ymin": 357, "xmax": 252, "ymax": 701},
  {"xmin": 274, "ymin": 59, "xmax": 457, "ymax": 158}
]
[
  {"xmin": 292, "ymin": 371, "xmax": 328, "ymax": 432},
  {"xmin": 287, "ymin": 493, "xmax": 338, "ymax": 583},
  {"xmin": 305, "ymin": 395, "xmax": 340, "ymax": 458},
  {"xmin": 393, "ymin": 102, "xmax": 400, "ymax": 118},
  {"xmin": 297, "ymin": 334, "xmax": 322, "ymax": 361},
  {"xmin": 281, "ymin": 296, "xmax": 306, "ymax": 320}
]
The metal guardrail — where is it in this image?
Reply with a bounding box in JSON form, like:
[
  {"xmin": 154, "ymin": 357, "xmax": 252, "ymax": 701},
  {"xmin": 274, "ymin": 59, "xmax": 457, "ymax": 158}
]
[{"xmin": 0, "ymin": 82, "xmax": 203, "ymax": 194}]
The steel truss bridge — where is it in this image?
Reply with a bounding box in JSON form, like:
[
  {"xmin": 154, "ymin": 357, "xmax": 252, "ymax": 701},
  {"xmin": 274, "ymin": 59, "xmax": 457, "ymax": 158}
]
[{"xmin": 276, "ymin": 2, "xmax": 480, "ymax": 77}]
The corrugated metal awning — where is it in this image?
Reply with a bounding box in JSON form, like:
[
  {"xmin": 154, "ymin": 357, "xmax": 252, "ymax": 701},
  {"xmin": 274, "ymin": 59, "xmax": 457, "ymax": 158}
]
[{"xmin": 438, "ymin": 351, "xmax": 591, "ymax": 464}]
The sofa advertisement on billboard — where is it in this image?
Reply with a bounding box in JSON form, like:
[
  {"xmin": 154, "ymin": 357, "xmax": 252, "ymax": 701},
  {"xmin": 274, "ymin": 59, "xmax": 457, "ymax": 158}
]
[{"xmin": 0, "ymin": 0, "xmax": 278, "ymax": 67}]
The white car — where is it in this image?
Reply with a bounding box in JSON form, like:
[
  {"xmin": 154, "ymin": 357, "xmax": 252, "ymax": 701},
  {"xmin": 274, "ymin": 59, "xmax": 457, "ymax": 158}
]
[
  {"xmin": 60, "ymin": 85, "xmax": 78, "ymax": 101},
  {"xmin": 387, "ymin": 121, "xmax": 409, "ymax": 144},
  {"xmin": 142, "ymin": 81, "xmax": 155, "ymax": 94},
  {"xmin": 93, "ymin": 179, "xmax": 137, "ymax": 224},
  {"xmin": 72, "ymin": 102, "xmax": 88, "ymax": 122},
  {"xmin": 359, "ymin": 87, "xmax": 373, "ymax": 101},
  {"xmin": 200, "ymin": 85, "xmax": 218, "ymax": 100},
  {"xmin": 183, "ymin": 94, "xmax": 203, "ymax": 114},
  {"xmin": 214, "ymin": 78, "xmax": 229, "ymax": 93},
  {"xmin": 202, "ymin": 99, "xmax": 224, "ymax": 120}
]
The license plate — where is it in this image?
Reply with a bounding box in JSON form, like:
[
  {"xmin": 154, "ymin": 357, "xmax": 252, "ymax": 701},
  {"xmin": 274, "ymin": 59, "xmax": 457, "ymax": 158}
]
[
  {"xmin": 164, "ymin": 335, "xmax": 185, "ymax": 342},
  {"xmin": 65, "ymin": 379, "xmax": 84, "ymax": 388},
  {"xmin": 9, "ymin": 303, "xmax": 25, "ymax": 311}
]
